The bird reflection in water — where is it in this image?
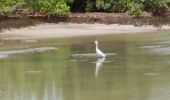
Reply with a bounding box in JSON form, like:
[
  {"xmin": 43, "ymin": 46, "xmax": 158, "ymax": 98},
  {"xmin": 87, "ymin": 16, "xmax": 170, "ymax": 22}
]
[{"xmin": 95, "ymin": 57, "xmax": 105, "ymax": 77}]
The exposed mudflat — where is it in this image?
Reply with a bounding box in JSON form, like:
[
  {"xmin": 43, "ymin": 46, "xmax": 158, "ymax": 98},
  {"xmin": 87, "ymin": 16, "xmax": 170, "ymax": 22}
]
[{"xmin": 0, "ymin": 23, "xmax": 170, "ymax": 41}]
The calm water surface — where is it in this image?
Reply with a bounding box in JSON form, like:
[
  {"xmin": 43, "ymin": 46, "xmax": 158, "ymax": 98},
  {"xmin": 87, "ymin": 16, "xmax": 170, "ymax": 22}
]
[{"xmin": 0, "ymin": 31, "xmax": 170, "ymax": 100}]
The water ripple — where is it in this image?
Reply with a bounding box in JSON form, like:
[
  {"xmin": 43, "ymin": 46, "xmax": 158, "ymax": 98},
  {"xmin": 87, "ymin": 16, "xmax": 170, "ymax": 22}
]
[
  {"xmin": 0, "ymin": 47, "xmax": 57, "ymax": 59},
  {"xmin": 70, "ymin": 53, "xmax": 115, "ymax": 59}
]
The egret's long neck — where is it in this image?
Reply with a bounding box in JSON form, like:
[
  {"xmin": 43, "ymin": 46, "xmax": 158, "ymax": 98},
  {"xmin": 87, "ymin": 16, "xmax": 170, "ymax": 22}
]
[{"xmin": 95, "ymin": 43, "xmax": 98, "ymax": 50}]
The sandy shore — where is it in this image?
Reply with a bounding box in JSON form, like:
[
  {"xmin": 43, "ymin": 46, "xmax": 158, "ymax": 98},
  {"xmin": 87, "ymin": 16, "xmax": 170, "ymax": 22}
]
[{"xmin": 0, "ymin": 23, "xmax": 170, "ymax": 41}]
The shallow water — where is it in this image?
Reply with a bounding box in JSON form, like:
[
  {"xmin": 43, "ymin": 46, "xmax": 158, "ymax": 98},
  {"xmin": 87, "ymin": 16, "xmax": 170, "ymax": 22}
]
[
  {"xmin": 1, "ymin": 30, "xmax": 170, "ymax": 100},
  {"xmin": 0, "ymin": 47, "xmax": 57, "ymax": 59}
]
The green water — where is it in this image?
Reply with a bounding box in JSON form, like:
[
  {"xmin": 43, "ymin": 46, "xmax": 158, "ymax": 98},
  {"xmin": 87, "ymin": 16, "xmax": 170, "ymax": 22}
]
[{"xmin": 1, "ymin": 31, "xmax": 170, "ymax": 100}]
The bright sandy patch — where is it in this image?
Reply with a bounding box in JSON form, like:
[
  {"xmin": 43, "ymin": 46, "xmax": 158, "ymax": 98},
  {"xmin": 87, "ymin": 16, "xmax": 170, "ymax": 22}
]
[{"xmin": 0, "ymin": 23, "xmax": 170, "ymax": 41}]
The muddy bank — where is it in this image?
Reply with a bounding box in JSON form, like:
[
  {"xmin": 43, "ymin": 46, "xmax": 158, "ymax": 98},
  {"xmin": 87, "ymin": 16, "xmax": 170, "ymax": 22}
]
[
  {"xmin": 0, "ymin": 23, "xmax": 170, "ymax": 42},
  {"xmin": 0, "ymin": 13, "xmax": 170, "ymax": 42},
  {"xmin": 0, "ymin": 13, "xmax": 170, "ymax": 33},
  {"xmin": 0, "ymin": 12, "xmax": 170, "ymax": 26},
  {"xmin": 67, "ymin": 13, "xmax": 170, "ymax": 26}
]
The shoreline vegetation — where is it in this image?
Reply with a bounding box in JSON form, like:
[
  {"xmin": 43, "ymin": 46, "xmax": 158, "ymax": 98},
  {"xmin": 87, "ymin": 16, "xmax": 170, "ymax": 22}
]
[
  {"xmin": 0, "ymin": 0, "xmax": 169, "ymax": 31},
  {"xmin": 0, "ymin": 0, "xmax": 170, "ymax": 19},
  {"xmin": 0, "ymin": 0, "xmax": 170, "ymax": 26}
]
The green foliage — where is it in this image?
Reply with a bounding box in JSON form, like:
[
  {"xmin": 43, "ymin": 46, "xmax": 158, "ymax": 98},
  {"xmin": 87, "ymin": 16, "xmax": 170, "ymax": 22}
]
[
  {"xmin": 85, "ymin": 0, "xmax": 95, "ymax": 12},
  {"xmin": 85, "ymin": 0, "xmax": 168, "ymax": 16},
  {"xmin": 167, "ymin": 0, "xmax": 170, "ymax": 6},
  {"xmin": 127, "ymin": 2, "xmax": 143, "ymax": 17},
  {"xmin": 95, "ymin": 0, "xmax": 127, "ymax": 12},
  {"xmin": 0, "ymin": 0, "xmax": 169, "ymax": 16},
  {"xmin": 0, "ymin": 0, "xmax": 72, "ymax": 16},
  {"xmin": 0, "ymin": 0, "xmax": 21, "ymax": 15},
  {"xmin": 143, "ymin": 0, "xmax": 168, "ymax": 15},
  {"xmin": 25, "ymin": 0, "xmax": 71, "ymax": 15},
  {"xmin": 111, "ymin": 0, "xmax": 127, "ymax": 12}
]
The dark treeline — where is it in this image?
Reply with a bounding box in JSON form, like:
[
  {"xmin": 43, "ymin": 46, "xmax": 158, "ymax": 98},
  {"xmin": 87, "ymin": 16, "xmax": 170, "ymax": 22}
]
[{"xmin": 0, "ymin": 0, "xmax": 169, "ymax": 17}]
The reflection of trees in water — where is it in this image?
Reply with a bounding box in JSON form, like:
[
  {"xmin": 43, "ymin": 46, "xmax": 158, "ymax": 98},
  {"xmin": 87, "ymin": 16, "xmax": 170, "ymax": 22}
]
[
  {"xmin": 0, "ymin": 60, "xmax": 66, "ymax": 100},
  {"xmin": 0, "ymin": 45, "xmax": 69, "ymax": 100}
]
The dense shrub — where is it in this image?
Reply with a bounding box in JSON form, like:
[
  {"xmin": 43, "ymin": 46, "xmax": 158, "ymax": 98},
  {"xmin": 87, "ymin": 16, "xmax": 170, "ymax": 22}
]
[
  {"xmin": 0, "ymin": 0, "xmax": 22, "ymax": 15},
  {"xmin": 95, "ymin": 0, "xmax": 127, "ymax": 12},
  {"xmin": 85, "ymin": 0, "xmax": 96, "ymax": 12},
  {"xmin": 143, "ymin": 0, "xmax": 168, "ymax": 16},
  {"xmin": 85, "ymin": 0, "xmax": 169, "ymax": 16},
  {"xmin": 25, "ymin": 0, "xmax": 72, "ymax": 15},
  {"xmin": 167, "ymin": 0, "xmax": 170, "ymax": 6},
  {"xmin": 0, "ymin": 0, "xmax": 73, "ymax": 16},
  {"xmin": 84, "ymin": 0, "xmax": 128, "ymax": 13},
  {"xmin": 127, "ymin": 2, "xmax": 143, "ymax": 17},
  {"xmin": 0, "ymin": 0, "xmax": 169, "ymax": 17}
]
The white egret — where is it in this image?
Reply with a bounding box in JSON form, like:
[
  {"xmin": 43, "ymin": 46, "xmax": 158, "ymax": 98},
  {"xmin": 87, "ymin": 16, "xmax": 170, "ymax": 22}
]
[{"xmin": 94, "ymin": 41, "xmax": 106, "ymax": 58}]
